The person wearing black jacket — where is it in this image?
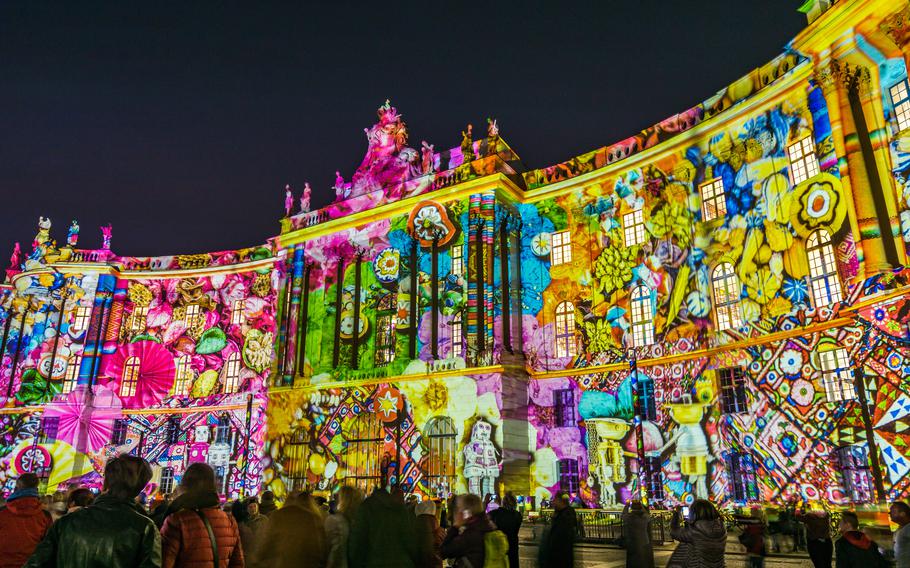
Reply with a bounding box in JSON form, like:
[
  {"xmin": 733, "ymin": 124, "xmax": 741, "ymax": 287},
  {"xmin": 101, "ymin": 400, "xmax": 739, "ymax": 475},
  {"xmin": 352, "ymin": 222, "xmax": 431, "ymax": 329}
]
[
  {"xmin": 539, "ymin": 492, "xmax": 577, "ymax": 568},
  {"xmin": 441, "ymin": 494, "xmax": 495, "ymax": 568},
  {"xmin": 834, "ymin": 511, "xmax": 888, "ymax": 568},
  {"xmin": 489, "ymin": 493, "xmax": 522, "ymax": 568}
]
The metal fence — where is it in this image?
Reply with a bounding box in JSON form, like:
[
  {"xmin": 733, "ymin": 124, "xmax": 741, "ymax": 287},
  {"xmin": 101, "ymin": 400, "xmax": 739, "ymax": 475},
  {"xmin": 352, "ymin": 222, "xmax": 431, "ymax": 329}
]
[{"xmin": 530, "ymin": 509, "xmax": 672, "ymax": 545}]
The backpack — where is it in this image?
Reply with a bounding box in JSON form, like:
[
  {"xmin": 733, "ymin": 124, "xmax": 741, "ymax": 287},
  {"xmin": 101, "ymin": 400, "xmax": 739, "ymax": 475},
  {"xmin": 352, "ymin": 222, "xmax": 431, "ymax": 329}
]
[{"xmin": 483, "ymin": 529, "xmax": 509, "ymax": 568}]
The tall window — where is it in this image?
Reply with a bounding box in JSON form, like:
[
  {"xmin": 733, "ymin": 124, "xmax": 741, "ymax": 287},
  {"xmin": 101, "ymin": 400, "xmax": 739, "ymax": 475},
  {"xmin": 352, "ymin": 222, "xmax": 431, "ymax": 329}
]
[
  {"xmin": 344, "ymin": 413, "xmax": 384, "ymax": 493},
  {"xmin": 160, "ymin": 467, "xmax": 175, "ymax": 495},
  {"xmin": 374, "ymin": 293, "xmax": 397, "ymax": 366},
  {"xmin": 623, "ymin": 209, "xmax": 646, "ymax": 246},
  {"xmin": 451, "ymin": 245, "xmax": 464, "ymax": 276},
  {"xmin": 129, "ymin": 306, "xmax": 148, "ymax": 333},
  {"xmin": 558, "ymin": 458, "xmax": 580, "ymax": 494},
  {"xmin": 230, "ymin": 299, "xmax": 245, "ymax": 326},
  {"xmin": 630, "ymin": 286, "xmax": 654, "ymax": 347},
  {"xmin": 63, "ymin": 354, "xmax": 81, "ymax": 393},
  {"xmin": 890, "ymin": 80, "xmax": 910, "ymax": 132},
  {"xmin": 819, "ymin": 347, "xmax": 855, "ymax": 402},
  {"xmin": 165, "ymin": 416, "xmax": 181, "ymax": 444},
  {"xmin": 727, "ymin": 451, "xmax": 759, "ymax": 503},
  {"xmin": 719, "ymin": 367, "xmax": 748, "ymax": 414},
  {"xmin": 111, "ymin": 419, "xmax": 128, "ymax": 445},
  {"xmin": 550, "ymin": 231, "xmax": 572, "ymax": 266},
  {"xmin": 451, "ymin": 313, "xmax": 463, "ymax": 359},
  {"xmin": 643, "ymin": 456, "xmax": 664, "ymax": 501},
  {"xmin": 174, "ymin": 356, "xmax": 192, "ymax": 397},
  {"xmin": 285, "ymin": 428, "xmax": 312, "ymax": 492},
  {"xmin": 807, "ymin": 229, "xmax": 842, "ymax": 307},
  {"xmin": 638, "ymin": 374, "xmax": 657, "ymax": 421},
  {"xmin": 424, "ymin": 417, "xmax": 457, "ymax": 497},
  {"xmin": 40, "ymin": 416, "xmax": 60, "ymax": 443},
  {"xmin": 712, "ymin": 262, "xmax": 742, "ymax": 331},
  {"xmin": 554, "ymin": 389, "xmax": 576, "ymax": 427},
  {"xmin": 700, "ymin": 178, "xmax": 727, "ymax": 221},
  {"xmin": 787, "ymin": 136, "xmax": 820, "ymax": 185},
  {"xmin": 72, "ymin": 305, "xmax": 91, "ymax": 332},
  {"xmin": 121, "ymin": 356, "xmax": 141, "ymax": 398},
  {"xmin": 184, "ymin": 304, "xmax": 201, "ymax": 327},
  {"xmin": 554, "ymin": 301, "xmax": 577, "ymax": 358},
  {"xmin": 835, "ymin": 445, "xmax": 874, "ymax": 503},
  {"xmin": 215, "ymin": 414, "xmax": 231, "ymax": 444},
  {"xmin": 223, "ymin": 353, "xmax": 241, "ymax": 393}
]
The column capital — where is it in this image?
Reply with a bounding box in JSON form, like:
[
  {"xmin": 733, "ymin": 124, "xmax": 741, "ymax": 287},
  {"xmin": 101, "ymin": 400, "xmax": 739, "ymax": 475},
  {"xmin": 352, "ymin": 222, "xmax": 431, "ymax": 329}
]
[{"xmin": 813, "ymin": 59, "xmax": 871, "ymax": 97}]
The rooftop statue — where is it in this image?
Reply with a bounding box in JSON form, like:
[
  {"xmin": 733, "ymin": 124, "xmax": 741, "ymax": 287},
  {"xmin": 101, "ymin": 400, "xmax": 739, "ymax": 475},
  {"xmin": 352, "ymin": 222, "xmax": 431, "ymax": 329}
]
[
  {"xmin": 101, "ymin": 224, "xmax": 113, "ymax": 251},
  {"xmin": 300, "ymin": 182, "xmax": 312, "ymax": 213},
  {"xmin": 284, "ymin": 184, "xmax": 293, "ymax": 217},
  {"xmin": 461, "ymin": 123, "xmax": 474, "ymax": 162},
  {"xmin": 67, "ymin": 220, "xmax": 80, "ymax": 247}
]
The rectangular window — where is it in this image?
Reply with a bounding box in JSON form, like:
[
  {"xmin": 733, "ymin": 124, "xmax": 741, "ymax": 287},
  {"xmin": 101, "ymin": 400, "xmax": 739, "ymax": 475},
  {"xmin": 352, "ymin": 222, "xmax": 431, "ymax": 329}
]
[
  {"xmin": 451, "ymin": 314, "xmax": 463, "ymax": 359},
  {"xmin": 40, "ymin": 416, "xmax": 60, "ymax": 443},
  {"xmin": 451, "ymin": 245, "xmax": 464, "ymax": 277},
  {"xmin": 111, "ymin": 419, "xmax": 128, "ymax": 445},
  {"xmin": 643, "ymin": 456, "xmax": 664, "ymax": 502},
  {"xmin": 890, "ymin": 80, "xmax": 910, "ymax": 132},
  {"xmin": 835, "ymin": 445, "xmax": 874, "ymax": 504},
  {"xmin": 215, "ymin": 465, "xmax": 226, "ymax": 493},
  {"xmin": 719, "ymin": 367, "xmax": 748, "ymax": 414},
  {"xmin": 63, "ymin": 354, "xmax": 81, "ymax": 393},
  {"xmin": 558, "ymin": 458, "xmax": 580, "ymax": 494},
  {"xmin": 184, "ymin": 304, "xmax": 201, "ymax": 327},
  {"xmin": 174, "ymin": 358, "xmax": 192, "ymax": 397},
  {"xmin": 160, "ymin": 467, "xmax": 175, "ymax": 495},
  {"xmin": 787, "ymin": 136, "xmax": 820, "ymax": 185},
  {"xmin": 550, "ymin": 231, "xmax": 572, "ymax": 266},
  {"xmin": 727, "ymin": 452, "xmax": 759, "ymax": 503},
  {"xmin": 165, "ymin": 416, "xmax": 181, "ymax": 445},
  {"xmin": 374, "ymin": 313, "xmax": 396, "ymax": 366},
  {"xmin": 699, "ymin": 178, "xmax": 727, "ymax": 221},
  {"xmin": 554, "ymin": 389, "xmax": 576, "ymax": 428},
  {"xmin": 639, "ymin": 377, "xmax": 657, "ymax": 421},
  {"xmin": 230, "ymin": 299, "xmax": 245, "ymax": 326},
  {"xmin": 72, "ymin": 305, "xmax": 91, "ymax": 332},
  {"xmin": 129, "ymin": 306, "xmax": 148, "ymax": 333},
  {"xmin": 819, "ymin": 347, "xmax": 856, "ymax": 402},
  {"xmin": 623, "ymin": 210, "xmax": 646, "ymax": 246}
]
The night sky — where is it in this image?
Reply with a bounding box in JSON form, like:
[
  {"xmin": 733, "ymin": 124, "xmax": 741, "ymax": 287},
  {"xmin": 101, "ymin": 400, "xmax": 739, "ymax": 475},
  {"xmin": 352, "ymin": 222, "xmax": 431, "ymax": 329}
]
[{"xmin": 0, "ymin": 2, "xmax": 807, "ymax": 259}]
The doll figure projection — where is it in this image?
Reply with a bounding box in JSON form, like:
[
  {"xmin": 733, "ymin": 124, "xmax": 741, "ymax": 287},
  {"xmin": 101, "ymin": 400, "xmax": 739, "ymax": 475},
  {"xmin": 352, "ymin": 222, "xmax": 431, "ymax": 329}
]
[
  {"xmin": 586, "ymin": 417, "xmax": 630, "ymax": 507},
  {"xmin": 299, "ymin": 182, "xmax": 312, "ymax": 214},
  {"xmin": 284, "ymin": 185, "xmax": 294, "ymax": 217},
  {"xmin": 463, "ymin": 420, "xmax": 499, "ymax": 497},
  {"xmin": 67, "ymin": 220, "xmax": 80, "ymax": 247},
  {"xmin": 188, "ymin": 424, "xmax": 211, "ymax": 464},
  {"xmin": 648, "ymin": 395, "xmax": 712, "ymax": 500}
]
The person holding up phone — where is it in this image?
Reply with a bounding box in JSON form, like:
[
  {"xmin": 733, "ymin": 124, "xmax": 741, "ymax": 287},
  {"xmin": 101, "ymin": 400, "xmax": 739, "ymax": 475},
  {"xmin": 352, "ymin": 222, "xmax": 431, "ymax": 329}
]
[{"xmin": 666, "ymin": 500, "xmax": 728, "ymax": 568}]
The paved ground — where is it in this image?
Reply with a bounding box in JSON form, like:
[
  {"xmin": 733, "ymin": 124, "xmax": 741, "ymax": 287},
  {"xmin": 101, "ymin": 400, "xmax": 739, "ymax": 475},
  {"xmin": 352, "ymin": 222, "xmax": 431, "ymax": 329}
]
[{"xmin": 517, "ymin": 542, "xmax": 815, "ymax": 567}]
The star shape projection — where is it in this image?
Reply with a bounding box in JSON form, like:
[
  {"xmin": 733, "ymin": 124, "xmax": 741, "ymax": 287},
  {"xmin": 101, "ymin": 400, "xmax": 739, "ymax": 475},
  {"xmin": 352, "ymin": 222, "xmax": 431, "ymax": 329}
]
[{"xmin": 373, "ymin": 385, "xmax": 403, "ymax": 423}]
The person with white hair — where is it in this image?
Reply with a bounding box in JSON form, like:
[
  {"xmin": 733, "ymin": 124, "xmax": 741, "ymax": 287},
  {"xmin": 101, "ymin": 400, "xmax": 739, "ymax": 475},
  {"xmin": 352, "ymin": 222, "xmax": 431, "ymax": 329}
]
[{"xmin": 414, "ymin": 499, "xmax": 444, "ymax": 568}]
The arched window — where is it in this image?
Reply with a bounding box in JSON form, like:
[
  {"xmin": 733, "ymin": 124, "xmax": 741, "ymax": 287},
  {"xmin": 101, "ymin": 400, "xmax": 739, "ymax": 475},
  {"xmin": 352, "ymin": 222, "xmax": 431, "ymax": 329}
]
[
  {"xmin": 630, "ymin": 286, "xmax": 654, "ymax": 347},
  {"xmin": 223, "ymin": 353, "xmax": 241, "ymax": 393},
  {"xmin": 712, "ymin": 262, "xmax": 742, "ymax": 331},
  {"xmin": 285, "ymin": 427, "xmax": 312, "ymax": 493},
  {"xmin": 344, "ymin": 413, "xmax": 384, "ymax": 493},
  {"xmin": 184, "ymin": 304, "xmax": 201, "ymax": 327},
  {"xmin": 129, "ymin": 306, "xmax": 148, "ymax": 333},
  {"xmin": 555, "ymin": 301, "xmax": 577, "ymax": 358},
  {"xmin": 374, "ymin": 293, "xmax": 397, "ymax": 367},
  {"xmin": 120, "ymin": 356, "xmax": 141, "ymax": 397},
  {"xmin": 424, "ymin": 417, "xmax": 457, "ymax": 497},
  {"xmin": 451, "ymin": 312, "xmax": 464, "ymax": 359},
  {"xmin": 807, "ymin": 229, "xmax": 842, "ymax": 307},
  {"xmin": 230, "ymin": 299, "xmax": 245, "ymax": 326},
  {"xmin": 174, "ymin": 356, "xmax": 192, "ymax": 396}
]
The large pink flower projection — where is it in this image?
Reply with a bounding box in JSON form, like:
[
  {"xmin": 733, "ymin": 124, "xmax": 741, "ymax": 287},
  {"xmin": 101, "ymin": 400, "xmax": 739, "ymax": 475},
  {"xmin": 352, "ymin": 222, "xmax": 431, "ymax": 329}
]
[
  {"xmin": 44, "ymin": 385, "xmax": 123, "ymax": 454},
  {"xmin": 101, "ymin": 341, "xmax": 176, "ymax": 408}
]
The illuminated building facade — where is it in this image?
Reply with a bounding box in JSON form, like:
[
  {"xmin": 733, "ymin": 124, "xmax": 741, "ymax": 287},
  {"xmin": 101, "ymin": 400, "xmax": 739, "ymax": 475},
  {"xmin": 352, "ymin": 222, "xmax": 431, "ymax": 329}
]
[{"xmin": 3, "ymin": 0, "xmax": 910, "ymax": 509}]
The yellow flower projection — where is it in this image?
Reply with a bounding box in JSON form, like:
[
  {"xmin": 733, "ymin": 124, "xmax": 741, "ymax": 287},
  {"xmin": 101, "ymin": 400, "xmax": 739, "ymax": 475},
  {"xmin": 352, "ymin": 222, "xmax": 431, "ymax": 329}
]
[{"xmin": 789, "ymin": 173, "xmax": 846, "ymax": 237}]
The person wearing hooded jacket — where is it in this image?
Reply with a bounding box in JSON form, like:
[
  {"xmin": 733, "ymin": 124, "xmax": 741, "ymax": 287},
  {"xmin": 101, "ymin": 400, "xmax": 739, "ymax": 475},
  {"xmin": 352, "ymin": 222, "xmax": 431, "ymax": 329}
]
[
  {"xmin": 621, "ymin": 500, "xmax": 654, "ymax": 568},
  {"xmin": 667, "ymin": 500, "xmax": 727, "ymax": 568},
  {"xmin": 0, "ymin": 473, "xmax": 52, "ymax": 568},
  {"xmin": 441, "ymin": 494, "xmax": 495, "ymax": 568},
  {"xmin": 834, "ymin": 511, "xmax": 888, "ymax": 568},
  {"xmin": 348, "ymin": 480, "xmax": 417, "ymax": 568}
]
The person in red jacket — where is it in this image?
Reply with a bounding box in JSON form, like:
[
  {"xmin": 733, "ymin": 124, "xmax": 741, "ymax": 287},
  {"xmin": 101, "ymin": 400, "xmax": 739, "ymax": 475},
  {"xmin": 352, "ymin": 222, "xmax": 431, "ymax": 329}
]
[
  {"xmin": 160, "ymin": 463, "xmax": 243, "ymax": 568},
  {"xmin": 0, "ymin": 472, "xmax": 51, "ymax": 568}
]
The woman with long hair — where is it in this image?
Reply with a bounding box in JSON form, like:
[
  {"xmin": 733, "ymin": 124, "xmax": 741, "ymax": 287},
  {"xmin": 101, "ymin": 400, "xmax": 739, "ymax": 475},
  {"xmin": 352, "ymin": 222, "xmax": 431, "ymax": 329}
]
[
  {"xmin": 667, "ymin": 499, "xmax": 727, "ymax": 568},
  {"xmin": 325, "ymin": 486, "xmax": 363, "ymax": 568}
]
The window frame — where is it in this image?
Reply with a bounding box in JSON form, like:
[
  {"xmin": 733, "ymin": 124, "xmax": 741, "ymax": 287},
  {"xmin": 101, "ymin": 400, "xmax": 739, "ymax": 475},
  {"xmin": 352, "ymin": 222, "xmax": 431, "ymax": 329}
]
[
  {"xmin": 553, "ymin": 388, "xmax": 576, "ymax": 428},
  {"xmin": 120, "ymin": 356, "xmax": 141, "ymax": 398},
  {"xmin": 890, "ymin": 79, "xmax": 910, "ymax": 132},
  {"xmin": 638, "ymin": 374, "xmax": 657, "ymax": 421},
  {"xmin": 712, "ymin": 262, "xmax": 742, "ymax": 331},
  {"xmin": 111, "ymin": 418, "xmax": 128, "ymax": 445},
  {"xmin": 223, "ymin": 352, "xmax": 241, "ymax": 394},
  {"xmin": 215, "ymin": 414, "xmax": 231, "ymax": 444},
  {"xmin": 550, "ymin": 230, "xmax": 572, "ymax": 266},
  {"xmin": 787, "ymin": 136, "xmax": 820, "ymax": 186},
  {"xmin": 230, "ymin": 299, "xmax": 245, "ymax": 326},
  {"xmin": 451, "ymin": 244, "xmax": 464, "ymax": 277},
  {"xmin": 40, "ymin": 416, "xmax": 60, "ymax": 443},
  {"xmin": 558, "ymin": 458, "xmax": 580, "ymax": 495},
  {"xmin": 699, "ymin": 177, "xmax": 727, "ymax": 222},
  {"xmin": 835, "ymin": 444, "xmax": 874, "ymax": 504},
  {"xmin": 818, "ymin": 347, "xmax": 856, "ymax": 403},
  {"xmin": 344, "ymin": 413, "xmax": 384, "ymax": 493},
  {"xmin": 63, "ymin": 354, "xmax": 81, "ymax": 394},
  {"xmin": 129, "ymin": 306, "xmax": 148, "ymax": 334},
  {"xmin": 72, "ymin": 305, "xmax": 91, "ymax": 333},
  {"xmin": 174, "ymin": 356, "xmax": 192, "ymax": 397},
  {"xmin": 643, "ymin": 456, "xmax": 664, "ymax": 501},
  {"xmin": 630, "ymin": 286, "xmax": 655, "ymax": 347},
  {"xmin": 554, "ymin": 301, "xmax": 577, "ymax": 358},
  {"xmin": 718, "ymin": 367, "xmax": 748, "ymax": 414},
  {"xmin": 285, "ymin": 427, "xmax": 312, "ymax": 493},
  {"xmin": 623, "ymin": 209, "xmax": 646, "ymax": 246},
  {"xmin": 451, "ymin": 312, "xmax": 464, "ymax": 359},
  {"xmin": 184, "ymin": 304, "xmax": 201, "ymax": 328},
  {"xmin": 424, "ymin": 416, "xmax": 457, "ymax": 498},
  {"xmin": 727, "ymin": 451, "xmax": 759, "ymax": 503},
  {"xmin": 807, "ymin": 229, "xmax": 843, "ymax": 308},
  {"xmin": 160, "ymin": 467, "xmax": 175, "ymax": 495}
]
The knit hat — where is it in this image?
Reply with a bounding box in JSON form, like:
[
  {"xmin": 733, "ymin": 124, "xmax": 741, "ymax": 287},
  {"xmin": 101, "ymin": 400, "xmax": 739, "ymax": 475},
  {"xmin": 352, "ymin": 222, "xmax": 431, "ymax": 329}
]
[{"xmin": 415, "ymin": 500, "xmax": 436, "ymax": 517}]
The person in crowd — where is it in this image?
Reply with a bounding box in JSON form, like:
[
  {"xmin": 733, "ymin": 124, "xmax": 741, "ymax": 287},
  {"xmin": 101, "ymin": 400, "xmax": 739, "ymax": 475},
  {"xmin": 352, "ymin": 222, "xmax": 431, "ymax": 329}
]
[
  {"xmin": 256, "ymin": 491, "xmax": 327, "ymax": 568},
  {"xmin": 0, "ymin": 473, "xmax": 52, "ymax": 568},
  {"xmin": 737, "ymin": 507, "xmax": 767, "ymax": 568},
  {"xmin": 243, "ymin": 497, "xmax": 269, "ymax": 561},
  {"xmin": 621, "ymin": 500, "xmax": 654, "ymax": 568},
  {"xmin": 315, "ymin": 495, "xmax": 330, "ymax": 516},
  {"xmin": 65, "ymin": 487, "xmax": 94, "ymax": 514},
  {"xmin": 326, "ymin": 485, "xmax": 363, "ymax": 568},
  {"xmin": 414, "ymin": 499, "xmax": 445, "ymax": 568},
  {"xmin": 406, "ymin": 494, "xmax": 419, "ymax": 515},
  {"xmin": 796, "ymin": 506, "xmax": 833, "ymax": 568},
  {"xmin": 348, "ymin": 469, "xmax": 417, "ymax": 568},
  {"xmin": 441, "ymin": 494, "xmax": 497, "ymax": 568},
  {"xmin": 160, "ymin": 462, "xmax": 243, "ymax": 568},
  {"xmin": 489, "ymin": 492, "xmax": 522, "ymax": 568},
  {"xmin": 539, "ymin": 492, "xmax": 577, "ymax": 568},
  {"xmin": 835, "ymin": 511, "xmax": 888, "ymax": 567},
  {"xmin": 891, "ymin": 501, "xmax": 910, "ymax": 568},
  {"xmin": 229, "ymin": 500, "xmax": 255, "ymax": 563},
  {"xmin": 667, "ymin": 499, "xmax": 727, "ymax": 568},
  {"xmin": 26, "ymin": 455, "xmax": 161, "ymax": 567},
  {"xmin": 258, "ymin": 491, "xmax": 277, "ymax": 516}
]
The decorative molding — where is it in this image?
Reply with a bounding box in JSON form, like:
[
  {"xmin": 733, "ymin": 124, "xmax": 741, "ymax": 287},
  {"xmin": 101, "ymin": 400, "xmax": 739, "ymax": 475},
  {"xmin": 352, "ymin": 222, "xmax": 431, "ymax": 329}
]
[
  {"xmin": 813, "ymin": 59, "xmax": 872, "ymax": 96},
  {"xmin": 880, "ymin": 3, "xmax": 910, "ymax": 49}
]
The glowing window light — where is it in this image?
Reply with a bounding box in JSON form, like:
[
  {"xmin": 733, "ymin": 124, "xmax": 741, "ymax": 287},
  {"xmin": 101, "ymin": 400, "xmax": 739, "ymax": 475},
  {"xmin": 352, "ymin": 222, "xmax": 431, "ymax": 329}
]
[
  {"xmin": 818, "ymin": 347, "xmax": 856, "ymax": 402},
  {"xmin": 718, "ymin": 367, "xmax": 747, "ymax": 414},
  {"xmin": 554, "ymin": 301, "xmax": 577, "ymax": 358},
  {"xmin": 700, "ymin": 177, "xmax": 727, "ymax": 222},
  {"xmin": 160, "ymin": 467, "xmax": 175, "ymax": 495},
  {"xmin": 890, "ymin": 80, "xmax": 910, "ymax": 132},
  {"xmin": 230, "ymin": 299, "xmax": 245, "ymax": 326},
  {"xmin": 712, "ymin": 262, "xmax": 742, "ymax": 331},
  {"xmin": 424, "ymin": 416, "xmax": 456, "ymax": 498},
  {"xmin": 120, "ymin": 356, "xmax": 141, "ymax": 398},
  {"xmin": 630, "ymin": 286, "xmax": 654, "ymax": 347},
  {"xmin": 787, "ymin": 136, "xmax": 819, "ymax": 185},
  {"xmin": 550, "ymin": 231, "xmax": 572, "ymax": 266},
  {"xmin": 374, "ymin": 313, "xmax": 396, "ymax": 366},
  {"xmin": 451, "ymin": 244, "xmax": 464, "ymax": 276},
  {"xmin": 623, "ymin": 209, "xmax": 646, "ymax": 246},
  {"xmin": 184, "ymin": 304, "xmax": 201, "ymax": 327},
  {"xmin": 129, "ymin": 306, "xmax": 148, "ymax": 333},
  {"xmin": 63, "ymin": 354, "xmax": 81, "ymax": 394},
  {"xmin": 344, "ymin": 413, "xmax": 383, "ymax": 494},
  {"xmin": 451, "ymin": 313, "xmax": 463, "ymax": 359},
  {"xmin": 72, "ymin": 305, "xmax": 91, "ymax": 332},
  {"xmin": 558, "ymin": 458, "xmax": 580, "ymax": 494},
  {"xmin": 223, "ymin": 353, "xmax": 241, "ymax": 393},
  {"xmin": 174, "ymin": 356, "xmax": 192, "ymax": 396},
  {"xmin": 807, "ymin": 229, "xmax": 842, "ymax": 307}
]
